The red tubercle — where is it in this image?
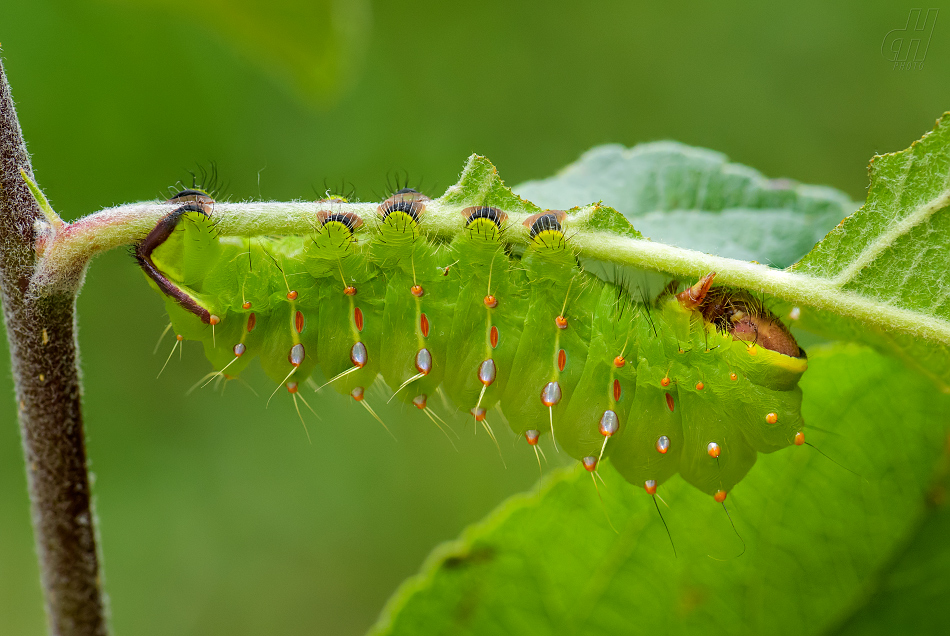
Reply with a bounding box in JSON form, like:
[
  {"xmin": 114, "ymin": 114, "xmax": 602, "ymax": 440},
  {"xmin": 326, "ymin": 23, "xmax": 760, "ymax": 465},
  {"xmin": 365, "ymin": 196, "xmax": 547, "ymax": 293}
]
[
  {"xmin": 490, "ymin": 326, "xmax": 499, "ymax": 349},
  {"xmin": 661, "ymin": 376, "xmax": 671, "ymax": 387},
  {"xmin": 644, "ymin": 480, "xmax": 658, "ymax": 495},
  {"xmin": 354, "ymin": 307, "xmax": 364, "ymax": 331},
  {"xmin": 295, "ymin": 310, "xmax": 305, "ymax": 334},
  {"xmin": 471, "ymin": 407, "xmax": 486, "ymax": 421},
  {"xmin": 420, "ymin": 313, "xmax": 430, "ymax": 338},
  {"xmin": 287, "ymin": 382, "xmax": 298, "ymax": 394},
  {"xmin": 525, "ymin": 430, "xmax": 540, "ymax": 445},
  {"xmin": 582, "ymin": 456, "xmax": 597, "ymax": 472},
  {"xmin": 766, "ymin": 412, "xmax": 778, "ymax": 424},
  {"xmin": 613, "ymin": 379, "xmax": 622, "ymax": 401},
  {"xmin": 729, "ymin": 372, "xmax": 738, "ymax": 381},
  {"xmin": 247, "ymin": 313, "xmax": 256, "ymax": 332},
  {"xmin": 714, "ymin": 490, "xmax": 727, "ymax": 503},
  {"xmin": 557, "ymin": 349, "xmax": 566, "ymax": 371},
  {"xmin": 176, "ymin": 334, "xmax": 183, "ymax": 342},
  {"xmin": 242, "ymin": 301, "xmax": 252, "ymax": 310},
  {"xmin": 351, "ymin": 386, "xmax": 365, "ymax": 401},
  {"xmin": 695, "ymin": 381, "xmax": 704, "ymax": 391},
  {"xmin": 411, "ymin": 285, "xmax": 424, "ymax": 297},
  {"xmin": 665, "ymin": 392, "xmax": 674, "ymax": 412},
  {"xmin": 209, "ymin": 315, "xmax": 220, "ymax": 326},
  {"xmin": 555, "ymin": 315, "xmax": 568, "ymax": 329},
  {"xmin": 613, "ymin": 355, "xmax": 625, "ymax": 368},
  {"xmin": 344, "ymin": 286, "xmax": 357, "ymax": 296},
  {"xmin": 795, "ymin": 431, "xmax": 805, "ymax": 446},
  {"xmin": 287, "ymin": 290, "xmax": 298, "ymax": 300},
  {"xmin": 413, "ymin": 395, "xmax": 427, "ymax": 410},
  {"xmin": 484, "ymin": 295, "xmax": 498, "ymax": 308}
]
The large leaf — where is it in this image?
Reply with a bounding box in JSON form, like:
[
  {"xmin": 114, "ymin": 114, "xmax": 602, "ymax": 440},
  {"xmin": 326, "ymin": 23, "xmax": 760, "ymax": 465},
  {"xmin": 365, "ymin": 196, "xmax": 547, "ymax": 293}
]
[
  {"xmin": 514, "ymin": 142, "xmax": 858, "ymax": 268},
  {"xmin": 789, "ymin": 115, "xmax": 950, "ymax": 391},
  {"xmin": 371, "ymin": 345, "xmax": 950, "ymax": 635}
]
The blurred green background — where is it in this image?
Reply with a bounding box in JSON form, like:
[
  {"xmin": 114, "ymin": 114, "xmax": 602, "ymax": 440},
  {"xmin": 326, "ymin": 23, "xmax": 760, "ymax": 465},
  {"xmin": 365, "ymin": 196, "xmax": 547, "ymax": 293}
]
[{"xmin": 1, "ymin": 1, "xmax": 947, "ymax": 634}]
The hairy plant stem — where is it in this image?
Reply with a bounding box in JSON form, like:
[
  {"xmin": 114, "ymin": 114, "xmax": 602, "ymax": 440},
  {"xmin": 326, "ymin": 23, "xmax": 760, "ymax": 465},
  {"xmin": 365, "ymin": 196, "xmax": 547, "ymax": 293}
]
[{"xmin": 0, "ymin": 62, "xmax": 108, "ymax": 635}]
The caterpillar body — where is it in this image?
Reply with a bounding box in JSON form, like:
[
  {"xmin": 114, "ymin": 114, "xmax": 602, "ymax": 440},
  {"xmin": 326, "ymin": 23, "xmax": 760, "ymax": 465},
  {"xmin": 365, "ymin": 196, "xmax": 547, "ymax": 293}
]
[{"xmin": 138, "ymin": 187, "xmax": 808, "ymax": 501}]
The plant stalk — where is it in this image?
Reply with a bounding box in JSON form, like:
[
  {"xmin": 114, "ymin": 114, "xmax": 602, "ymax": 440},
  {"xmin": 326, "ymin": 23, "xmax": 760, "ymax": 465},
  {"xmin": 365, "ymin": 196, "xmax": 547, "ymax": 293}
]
[{"xmin": 0, "ymin": 61, "xmax": 108, "ymax": 635}]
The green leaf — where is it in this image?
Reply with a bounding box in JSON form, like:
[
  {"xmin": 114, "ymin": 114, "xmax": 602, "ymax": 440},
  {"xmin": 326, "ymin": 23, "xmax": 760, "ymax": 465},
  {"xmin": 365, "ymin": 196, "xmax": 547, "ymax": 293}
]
[
  {"xmin": 789, "ymin": 114, "xmax": 950, "ymax": 391},
  {"xmin": 514, "ymin": 142, "xmax": 857, "ymax": 268},
  {"xmin": 371, "ymin": 344, "xmax": 950, "ymax": 636}
]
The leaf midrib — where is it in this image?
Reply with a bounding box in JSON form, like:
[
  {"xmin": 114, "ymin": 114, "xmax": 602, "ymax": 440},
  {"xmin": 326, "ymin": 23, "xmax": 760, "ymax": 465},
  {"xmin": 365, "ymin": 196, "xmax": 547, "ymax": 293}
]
[{"xmin": 830, "ymin": 175, "xmax": 950, "ymax": 287}]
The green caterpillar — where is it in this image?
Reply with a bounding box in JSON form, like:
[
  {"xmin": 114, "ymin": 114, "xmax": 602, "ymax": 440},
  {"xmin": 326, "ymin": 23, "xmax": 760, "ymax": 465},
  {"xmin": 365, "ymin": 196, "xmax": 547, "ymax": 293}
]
[{"xmin": 136, "ymin": 186, "xmax": 808, "ymax": 502}]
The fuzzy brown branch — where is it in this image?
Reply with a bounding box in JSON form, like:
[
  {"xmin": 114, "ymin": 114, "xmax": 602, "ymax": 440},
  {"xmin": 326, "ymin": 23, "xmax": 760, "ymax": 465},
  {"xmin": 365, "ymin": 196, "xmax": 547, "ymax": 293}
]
[{"xmin": 0, "ymin": 61, "xmax": 108, "ymax": 635}]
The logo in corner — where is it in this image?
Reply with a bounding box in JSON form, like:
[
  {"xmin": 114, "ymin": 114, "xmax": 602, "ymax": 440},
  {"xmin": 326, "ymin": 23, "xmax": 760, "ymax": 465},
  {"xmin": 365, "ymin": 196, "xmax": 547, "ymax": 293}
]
[{"xmin": 882, "ymin": 9, "xmax": 939, "ymax": 70}]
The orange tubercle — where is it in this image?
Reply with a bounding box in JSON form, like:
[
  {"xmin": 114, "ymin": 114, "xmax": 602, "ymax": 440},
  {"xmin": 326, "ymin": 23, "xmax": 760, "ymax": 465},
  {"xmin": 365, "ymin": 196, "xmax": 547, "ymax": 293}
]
[
  {"xmin": 695, "ymin": 381, "xmax": 704, "ymax": 391},
  {"xmin": 411, "ymin": 285, "xmax": 424, "ymax": 297},
  {"xmin": 555, "ymin": 315, "xmax": 568, "ymax": 329},
  {"xmin": 644, "ymin": 480, "xmax": 658, "ymax": 495},
  {"xmin": 242, "ymin": 301, "xmax": 252, "ymax": 309},
  {"xmin": 714, "ymin": 490, "xmax": 727, "ymax": 503},
  {"xmin": 729, "ymin": 372, "xmax": 738, "ymax": 381},
  {"xmin": 287, "ymin": 290, "xmax": 298, "ymax": 300},
  {"xmin": 794, "ymin": 431, "xmax": 805, "ymax": 446},
  {"xmin": 176, "ymin": 334, "xmax": 183, "ymax": 342},
  {"xmin": 660, "ymin": 377, "xmax": 671, "ymax": 387},
  {"xmin": 287, "ymin": 382, "xmax": 298, "ymax": 394},
  {"xmin": 766, "ymin": 412, "xmax": 778, "ymax": 424},
  {"xmin": 613, "ymin": 355, "xmax": 625, "ymax": 368},
  {"xmin": 209, "ymin": 315, "xmax": 220, "ymax": 325},
  {"xmin": 484, "ymin": 295, "xmax": 498, "ymax": 308},
  {"xmin": 344, "ymin": 286, "xmax": 357, "ymax": 296}
]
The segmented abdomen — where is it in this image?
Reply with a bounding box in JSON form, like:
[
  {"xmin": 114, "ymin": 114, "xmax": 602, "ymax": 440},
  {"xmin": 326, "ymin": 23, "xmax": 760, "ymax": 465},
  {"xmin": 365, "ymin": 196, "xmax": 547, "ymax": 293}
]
[{"xmin": 140, "ymin": 192, "xmax": 808, "ymax": 500}]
